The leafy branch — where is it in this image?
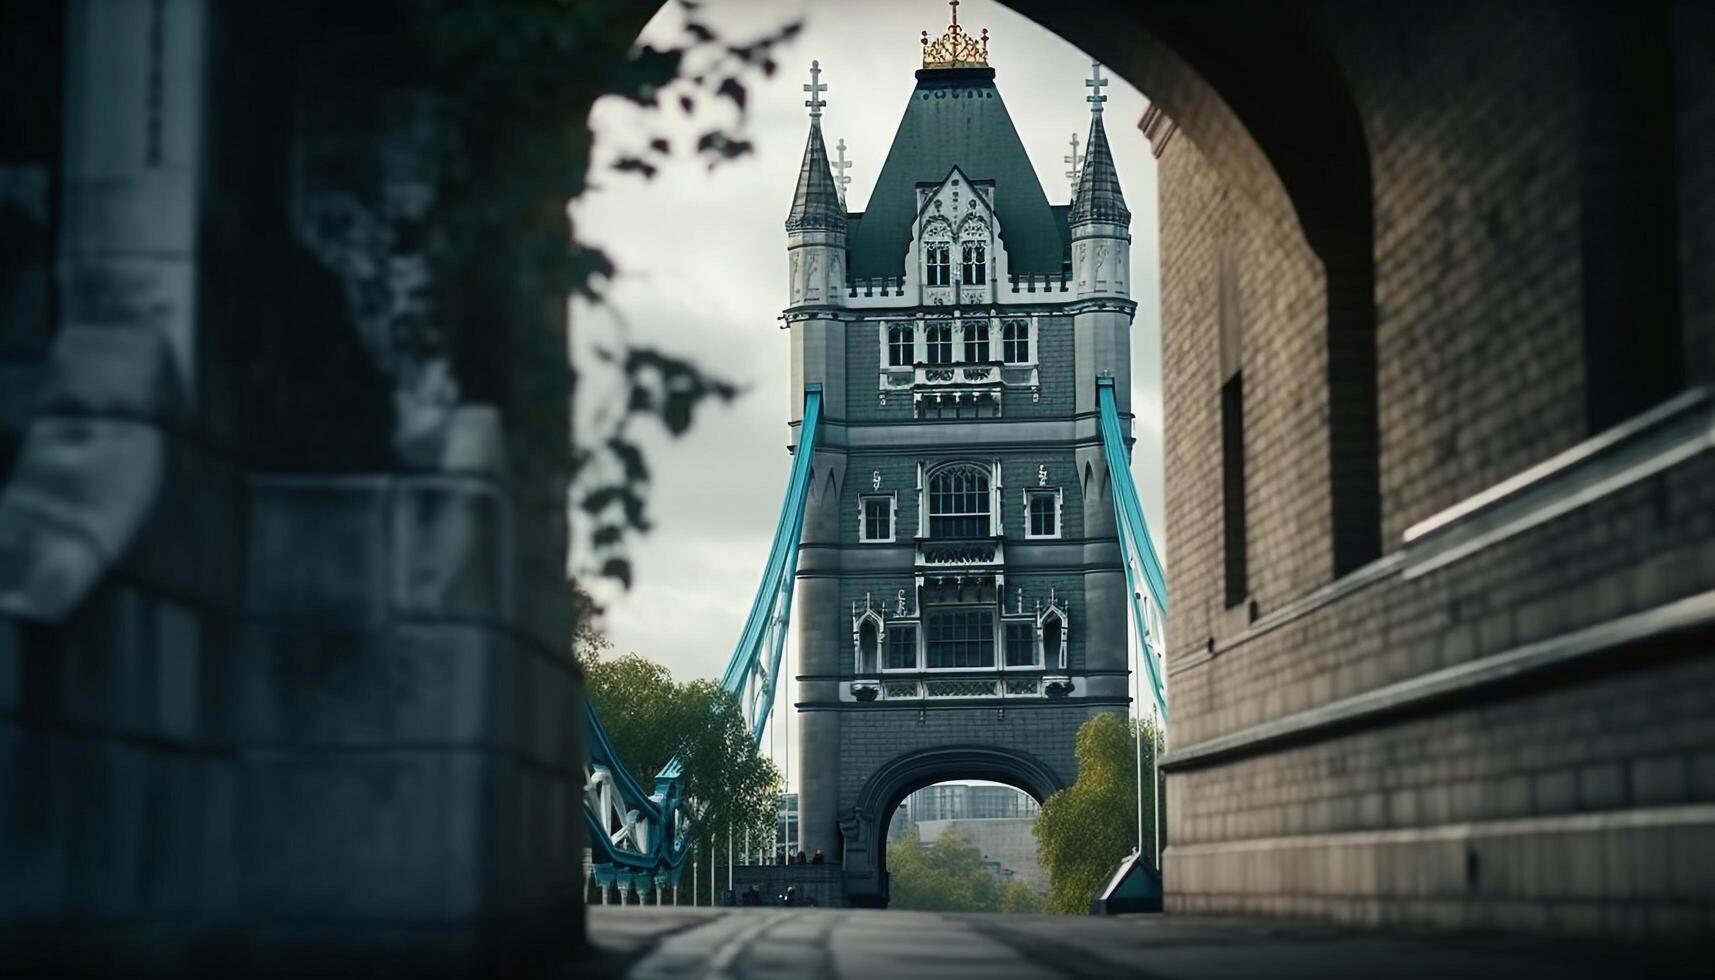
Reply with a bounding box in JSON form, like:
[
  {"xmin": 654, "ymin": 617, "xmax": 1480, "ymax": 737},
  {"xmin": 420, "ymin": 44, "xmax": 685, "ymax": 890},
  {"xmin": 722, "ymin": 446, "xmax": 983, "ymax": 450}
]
[{"xmin": 406, "ymin": 0, "xmax": 800, "ymax": 590}]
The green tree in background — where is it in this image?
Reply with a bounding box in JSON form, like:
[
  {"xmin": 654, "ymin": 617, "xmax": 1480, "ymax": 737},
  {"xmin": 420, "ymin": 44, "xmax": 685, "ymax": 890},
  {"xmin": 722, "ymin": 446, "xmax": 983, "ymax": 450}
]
[
  {"xmin": 888, "ymin": 824, "xmax": 1045, "ymax": 914},
  {"xmin": 1034, "ymin": 712, "xmax": 1164, "ymax": 914},
  {"xmin": 575, "ymin": 597, "xmax": 779, "ymax": 891}
]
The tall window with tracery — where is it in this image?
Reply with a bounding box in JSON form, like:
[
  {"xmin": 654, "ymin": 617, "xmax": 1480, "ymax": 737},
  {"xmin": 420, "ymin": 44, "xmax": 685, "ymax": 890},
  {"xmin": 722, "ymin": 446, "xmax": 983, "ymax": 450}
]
[
  {"xmin": 1002, "ymin": 319, "xmax": 1030, "ymax": 363},
  {"xmin": 926, "ymin": 243, "xmax": 951, "ymax": 286},
  {"xmin": 961, "ymin": 241, "xmax": 986, "ymax": 285},
  {"xmin": 888, "ymin": 323, "xmax": 915, "ymax": 366},
  {"xmin": 928, "ymin": 464, "xmax": 990, "ymax": 538},
  {"xmin": 963, "ymin": 323, "xmax": 989, "ymax": 363},
  {"xmin": 925, "ymin": 322, "xmax": 953, "ymax": 365}
]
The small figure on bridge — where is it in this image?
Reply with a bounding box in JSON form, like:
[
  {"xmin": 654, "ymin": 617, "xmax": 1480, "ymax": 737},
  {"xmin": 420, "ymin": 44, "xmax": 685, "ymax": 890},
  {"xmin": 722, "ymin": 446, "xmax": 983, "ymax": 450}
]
[
  {"xmin": 812, "ymin": 848, "xmax": 825, "ymax": 864},
  {"xmin": 795, "ymin": 849, "xmax": 808, "ymax": 865}
]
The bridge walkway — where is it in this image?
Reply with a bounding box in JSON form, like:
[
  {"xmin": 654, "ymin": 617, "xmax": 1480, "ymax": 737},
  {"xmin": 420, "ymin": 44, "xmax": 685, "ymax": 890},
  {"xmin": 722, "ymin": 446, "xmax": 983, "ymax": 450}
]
[{"xmin": 586, "ymin": 907, "xmax": 1708, "ymax": 980}]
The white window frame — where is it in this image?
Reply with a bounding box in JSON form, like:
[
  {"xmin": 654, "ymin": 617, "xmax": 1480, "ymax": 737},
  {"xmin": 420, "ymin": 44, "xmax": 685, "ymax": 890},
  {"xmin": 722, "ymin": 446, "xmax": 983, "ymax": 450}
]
[
  {"xmin": 858, "ymin": 492, "xmax": 897, "ymax": 544},
  {"xmin": 926, "ymin": 462, "xmax": 992, "ymax": 539},
  {"xmin": 925, "ymin": 242, "xmax": 951, "ymax": 287},
  {"xmin": 886, "ymin": 323, "xmax": 915, "ymax": 367},
  {"xmin": 882, "ymin": 622, "xmax": 921, "ymax": 673},
  {"xmin": 1001, "ymin": 618, "xmax": 1041, "ymax": 670},
  {"xmin": 925, "ymin": 321, "xmax": 954, "ymax": 365},
  {"xmin": 1023, "ymin": 487, "xmax": 1063, "ymax": 540},
  {"xmin": 922, "ymin": 605, "xmax": 998, "ymax": 672},
  {"xmin": 1001, "ymin": 319, "xmax": 1032, "ymax": 364},
  {"xmin": 962, "ymin": 321, "xmax": 989, "ymax": 364},
  {"xmin": 960, "ymin": 240, "xmax": 987, "ymax": 286}
]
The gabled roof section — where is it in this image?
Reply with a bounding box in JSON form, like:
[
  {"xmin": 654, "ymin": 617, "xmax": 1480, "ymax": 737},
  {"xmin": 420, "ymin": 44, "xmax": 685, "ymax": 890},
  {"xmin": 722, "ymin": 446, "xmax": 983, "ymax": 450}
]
[
  {"xmin": 1070, "ymin": 110, "xmax": 1130, "ymax": 227},
  {"xmin": 785, "ymin": 122, "xmax": 846, "ymax": 233},
  {"xmin": 849, "ymin": 67, "xmax": 1062, "ymax": 278}
]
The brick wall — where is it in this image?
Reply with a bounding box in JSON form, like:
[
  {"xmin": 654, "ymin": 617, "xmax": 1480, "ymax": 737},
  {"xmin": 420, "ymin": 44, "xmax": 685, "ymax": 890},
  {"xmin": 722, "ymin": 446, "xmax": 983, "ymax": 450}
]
[{"xmin": 1149, "ymin": 0, "xmax": 1715, "ymax": 935}]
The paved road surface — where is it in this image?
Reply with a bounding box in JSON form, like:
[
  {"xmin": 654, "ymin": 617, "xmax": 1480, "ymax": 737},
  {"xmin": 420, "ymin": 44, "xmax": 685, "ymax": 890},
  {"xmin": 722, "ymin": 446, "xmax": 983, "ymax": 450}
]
[{"xmin": 587, "ymin": 907, "xmax": 1708, "ymax": 979}]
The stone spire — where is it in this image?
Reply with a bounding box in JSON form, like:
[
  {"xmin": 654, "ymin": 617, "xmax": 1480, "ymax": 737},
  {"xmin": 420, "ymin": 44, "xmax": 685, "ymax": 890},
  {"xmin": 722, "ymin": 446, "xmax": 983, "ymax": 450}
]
[
  {"xmin": 1070, "ymin": 62, "xmax": 1129, "ymax": 227},
  {"xmin": 785, "ymin": 61, "xmax": 844, "ymax": 232}
]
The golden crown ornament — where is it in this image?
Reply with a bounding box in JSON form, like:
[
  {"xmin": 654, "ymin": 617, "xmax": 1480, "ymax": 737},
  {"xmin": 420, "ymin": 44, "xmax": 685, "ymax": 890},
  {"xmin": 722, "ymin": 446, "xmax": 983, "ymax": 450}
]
[{"xmin": 921, "ymin": 0, "xmax": 989, "ymax": 69}]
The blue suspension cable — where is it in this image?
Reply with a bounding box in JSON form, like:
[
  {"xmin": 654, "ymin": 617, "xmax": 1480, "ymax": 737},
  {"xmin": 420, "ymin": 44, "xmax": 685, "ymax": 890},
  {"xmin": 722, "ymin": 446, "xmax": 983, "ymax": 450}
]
[{"xmin": 1097, "ymin": 378, "xmax": 1170, "ymax": 721}]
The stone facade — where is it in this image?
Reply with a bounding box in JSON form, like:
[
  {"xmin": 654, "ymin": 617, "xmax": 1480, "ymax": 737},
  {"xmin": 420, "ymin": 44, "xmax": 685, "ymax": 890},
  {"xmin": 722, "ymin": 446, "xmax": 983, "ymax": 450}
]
[
  {"xmin": 784, "ymin": 52, "xmax": 1138, "ymax": 906},
  {"xmin": 0, "ymin": 2, "xmax": 584, "ymax": 973}
]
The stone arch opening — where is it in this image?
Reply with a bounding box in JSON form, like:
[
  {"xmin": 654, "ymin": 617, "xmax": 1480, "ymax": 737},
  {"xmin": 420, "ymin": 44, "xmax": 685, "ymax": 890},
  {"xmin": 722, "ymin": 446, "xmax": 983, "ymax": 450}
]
[{"xmin": 844, "ymin": 743, "xmax": 1065, "ymax": 907}]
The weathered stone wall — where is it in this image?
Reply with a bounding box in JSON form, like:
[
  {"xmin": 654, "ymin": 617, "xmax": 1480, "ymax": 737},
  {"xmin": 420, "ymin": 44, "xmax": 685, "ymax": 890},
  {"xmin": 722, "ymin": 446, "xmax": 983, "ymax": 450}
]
[{"xmin": 0, "ymin": 2, "xmax": 584, "ymax": 973}]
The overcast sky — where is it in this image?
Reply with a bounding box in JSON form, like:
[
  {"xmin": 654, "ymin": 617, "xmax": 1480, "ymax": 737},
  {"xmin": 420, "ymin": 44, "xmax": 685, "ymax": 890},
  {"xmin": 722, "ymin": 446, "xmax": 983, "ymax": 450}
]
[{"xmin": 571, "ymin": 0, "xmax": 1164, "ymax": 777}]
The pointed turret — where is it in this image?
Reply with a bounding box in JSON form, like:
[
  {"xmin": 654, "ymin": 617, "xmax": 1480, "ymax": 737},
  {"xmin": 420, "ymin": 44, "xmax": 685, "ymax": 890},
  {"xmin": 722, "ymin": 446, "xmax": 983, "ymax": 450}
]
[
  {"xmin": 785, "ymin": 122, "xmax": 845, "ymax": 233},
  {"xmin": 1070, "ymin": 61, "xmax": 1130, "ymax": 301},
  {"xmin": 784, "ymin": 59, "xmax": 847, "ymax": 310},
  {"xmin": 1070, "ymin": 109, "xmax": 1130, "ymax": 227}
]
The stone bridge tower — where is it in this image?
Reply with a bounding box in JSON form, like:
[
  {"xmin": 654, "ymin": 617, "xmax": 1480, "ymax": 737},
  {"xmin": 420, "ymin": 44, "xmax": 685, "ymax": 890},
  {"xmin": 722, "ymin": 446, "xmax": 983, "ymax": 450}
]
[{"xmin": 785, "ymin": 8, "xmax": 1139, "ymax": 906}]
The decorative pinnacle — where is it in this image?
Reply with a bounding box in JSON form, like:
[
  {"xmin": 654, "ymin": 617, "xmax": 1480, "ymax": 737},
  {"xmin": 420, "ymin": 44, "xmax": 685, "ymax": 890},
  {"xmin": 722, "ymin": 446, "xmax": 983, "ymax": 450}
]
[
  {"xmin": 803, "ymin": 59, "xmax": 827, "ymax": 120},
  {"xmin": 1063, "ymin": 132, "xmax": 1084, "ymax": 193},
  {"xmin": 921, "ymin": 0, "xmax": 989, "ymax": 70},
  {"xmin": 833, "ymin": 137, "xmax": 853, "ymax": 206},
  {"xmin": 1086, "ymin": 60, "xmax": 1109, "ymax": 112}
]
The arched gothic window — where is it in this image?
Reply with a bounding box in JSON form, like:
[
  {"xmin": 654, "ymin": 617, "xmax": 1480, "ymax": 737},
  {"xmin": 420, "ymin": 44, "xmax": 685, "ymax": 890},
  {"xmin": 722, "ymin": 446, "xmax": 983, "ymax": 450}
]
[
  {"xmin": 857, "ymin": 619, "xmax": 880, "ymax": 673},
  {"xmin": 1001, "ymin": 319, "xmax": 1030, "ymax": 364},
  {"xmin": 961, "ymin": 241, "xmax": 987, "ymax": 285},
  {"xmin": 925, "ymin": 243, "xmax": 951, "ymax": 286},
  {"xmin": 888, "ymin": 323, "xmax": 915, "ymax": 366},
  {"xmin": 1040, "ymin": 610, "xmax": 1066, "ymax": 670},
  {"xmin": 927, "ymin": 463, "xmax": 990, "ymax": 538}
]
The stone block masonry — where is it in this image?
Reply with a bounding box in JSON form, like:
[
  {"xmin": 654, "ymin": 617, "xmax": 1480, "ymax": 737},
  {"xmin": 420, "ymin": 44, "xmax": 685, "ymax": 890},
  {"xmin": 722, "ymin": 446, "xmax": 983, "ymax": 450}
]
[{"xmin": 1147, "ymin": 0, "xmax": 1715, "ymax": 938}]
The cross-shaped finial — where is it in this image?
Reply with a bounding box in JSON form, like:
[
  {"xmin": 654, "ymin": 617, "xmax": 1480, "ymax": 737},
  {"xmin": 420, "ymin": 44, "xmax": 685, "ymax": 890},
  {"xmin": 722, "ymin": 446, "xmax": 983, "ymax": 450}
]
[
  {"xmin": 1085, "ymin": 60, "xmax": 1108, "ymax": 112},
  {"xmin": 804, "ymin": 59, "xmax": 827, "ymax": 120},
  {"xmin": 949, "ymin": 0, "xmax": 961, "ymax": 27},
  {"xmin": 833, "ymin": 137, "xmax": 853, "ymax": 205},
  {"xmin": 1063, "ymin": 132, "xmax": 1084, "ymax": 190}
]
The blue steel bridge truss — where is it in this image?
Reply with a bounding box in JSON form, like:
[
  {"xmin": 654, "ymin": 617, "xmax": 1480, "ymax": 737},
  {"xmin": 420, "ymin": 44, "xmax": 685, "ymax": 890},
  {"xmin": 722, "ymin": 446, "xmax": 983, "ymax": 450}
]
[{"xmin": 582, "ymin": 382, "xmax": 1167, "ymax": 898}]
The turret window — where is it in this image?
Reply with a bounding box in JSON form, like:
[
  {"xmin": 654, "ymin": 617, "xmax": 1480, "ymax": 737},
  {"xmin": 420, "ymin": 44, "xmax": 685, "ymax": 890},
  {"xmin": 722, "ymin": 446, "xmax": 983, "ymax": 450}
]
[
  {"xmin": 928, "ymin": 464, "xmax": 990, "ymax": 538},
  {"xmin": 926, "ymin": 322, "xmax": 954, "ymax": 365},
  {"xmin": 1002, "ymin": 320, "xmax": 1031, "ymax": 363},
  {"xmin": 963, "ymin": 323, "xmax": 989, "ymax": 363},
  {"xmin": 888, "ymin": 324, "xmax": 915, "ymax": 366},
  {"xmin": 926, "ymin": 244, "xmax": 951, "ymax": 286},
  {"xmin": 961, "ymin": 242, "xmax": 987, "ymax": 285}
]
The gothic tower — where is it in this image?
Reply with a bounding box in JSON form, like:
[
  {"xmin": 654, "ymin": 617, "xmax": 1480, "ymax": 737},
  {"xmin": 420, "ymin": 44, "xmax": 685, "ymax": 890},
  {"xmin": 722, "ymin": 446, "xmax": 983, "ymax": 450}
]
[{"xmin": 784, "ymin": 5, "xmax": 1138, "ymax": 905}]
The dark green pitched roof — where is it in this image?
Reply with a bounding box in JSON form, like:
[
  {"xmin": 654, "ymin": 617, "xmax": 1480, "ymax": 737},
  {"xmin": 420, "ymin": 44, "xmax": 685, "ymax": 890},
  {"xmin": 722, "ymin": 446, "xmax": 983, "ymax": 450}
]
[
  {"xmin": 785, "ymin": 122, "xmax": 845, "ymax": 233},
  {"xmin": 848, "ymin": 67, "xmax": 1062, "ymax": 277},
  {"xmin": 1070, "ymin": 110, "xmax": 1130, "ymax": 227}
]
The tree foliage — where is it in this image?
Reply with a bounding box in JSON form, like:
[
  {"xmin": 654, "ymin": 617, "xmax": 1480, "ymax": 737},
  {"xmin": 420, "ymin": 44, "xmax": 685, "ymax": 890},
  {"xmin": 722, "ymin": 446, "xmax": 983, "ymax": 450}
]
[
  {"xmin": 887, "ymin": 824, "xmax": 1045, "ymax": 914},
  {"xmin": 1034, "ymin": 712, "xmax": 1164, "ymax": 914},
  {"xmin": 405, "ymin": 0, "xmax": 801, "ymax": 589},
  {"xmin": 576, "ymin": 613, "xmax": 778, "ymax": 862}
]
